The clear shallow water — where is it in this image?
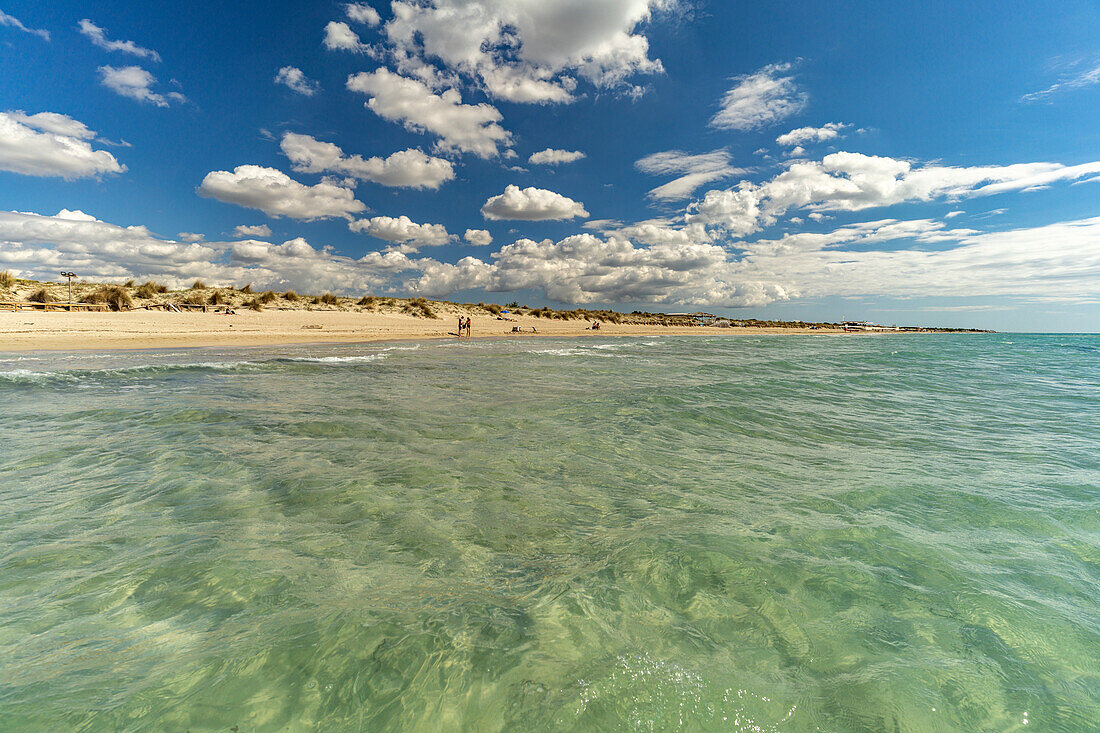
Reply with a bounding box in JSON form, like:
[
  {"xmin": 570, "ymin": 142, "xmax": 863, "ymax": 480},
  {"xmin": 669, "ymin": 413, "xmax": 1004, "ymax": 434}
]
[{"xmin": 0, "ymin": 334, "xmax": 1097, "ymax": 732}]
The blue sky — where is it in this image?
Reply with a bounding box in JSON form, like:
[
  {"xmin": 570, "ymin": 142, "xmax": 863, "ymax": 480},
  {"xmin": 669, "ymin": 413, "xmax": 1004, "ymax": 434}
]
[{"xmin": 1, "ymin": 0, "xmax": 1098, "ymax": 330}]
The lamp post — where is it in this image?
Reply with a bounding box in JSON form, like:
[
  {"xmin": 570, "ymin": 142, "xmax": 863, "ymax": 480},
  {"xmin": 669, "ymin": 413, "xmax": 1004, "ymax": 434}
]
[{"xmin": 60, "ymin": 271, "xmax": 75, "ymax": 306}]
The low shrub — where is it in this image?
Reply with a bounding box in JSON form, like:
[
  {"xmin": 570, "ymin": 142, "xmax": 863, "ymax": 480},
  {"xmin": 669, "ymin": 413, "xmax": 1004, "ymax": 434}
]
[
  {"xmin": 181, "ymin": 291, "xmax": 207, "ymax": 306},
  {"xmin": 190, "ymin": 280, "xmax": 207, "ymax": 290},
  {"xmin": 284, "ymin": 290, "xmax": 300, "ymax": 302},
  {"xmin": 83, "ymin": 285, "xmax": 133, "ymax": 311},
  {"xmin": 207, "ymin": 290, "xmax": 225, "ymax": 305},
  {"xmin": 246, "ymin": 298, "xmax": 263, "ymax": 311},
  {"xmin": 258, "ymin": 290, "xmax": 277, "ymax": 304},
  {"xmin": 135, "ymin": 281, "xmax": 168, "ymax": 298},
  {"xmin": 319, "ymin": 292, "xmax": 339, "ymax": 305},
  {"xmin": 357, "ymin": 295, "xmax": 376, "ymax": 307},
  {"xmin": 28, "ymin": 287, "xmax": 54, "ymax": 303}
]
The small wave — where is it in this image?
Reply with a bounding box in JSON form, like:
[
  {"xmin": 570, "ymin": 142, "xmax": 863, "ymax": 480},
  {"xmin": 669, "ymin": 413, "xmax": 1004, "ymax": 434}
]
[{"xmin": 284, "ymin": 353, "xmax": 387, "ymax": 364}]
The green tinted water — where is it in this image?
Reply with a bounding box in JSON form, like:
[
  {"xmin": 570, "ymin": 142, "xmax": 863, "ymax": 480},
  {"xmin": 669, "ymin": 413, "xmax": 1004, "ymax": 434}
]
[{"xmin": 1, "ymin": 335, "xmax": 1097, "ymax": 731}]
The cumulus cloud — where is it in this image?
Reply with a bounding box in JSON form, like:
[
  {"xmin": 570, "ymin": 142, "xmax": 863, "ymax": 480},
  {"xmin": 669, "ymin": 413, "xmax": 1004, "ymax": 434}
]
[
  {"xmin": 688, "ymin": 151, "xmax": 1100, "ymax": 235},
  {"xmin": 529, "ymin": 148, "xmax": 586, "ymax": 165},
  {"xmin": 324, "ymin": 21, "xmax": 371, "ymax": 53},
  {"xmin": 349, "ymin": 214, "xmax": 452, "ymax": 252},
  {"xmin": 0, "ymin": 10, "xmax": 49, "ymax": 41},
  {"xmin": 98, "ymin": 66, "xmax": 185, "ymax": 106},
  {"xmin": 380, "ymin": 0, "xmax": 672, "ymax": 103},
  {"xmin": 634, "ymin": 149, "xmax": 745, "ymax": 201},
  {"xmin": 0, "ymin": 111, "xmax": 124, "ymax": 179},
  {"xmin": 197, "ymin": 165, "xmax": 366, "ymax": 220},
  {"xmin": 481, "ymin": 185, "xmax": 589, "ymax": 221},
  {"xmin": 233, "ymin": 224, "xmax": 272, "ymax": 238},
  {"xmin": 4, "ymin": 208, "xmax": 1100, "ymax": 310},
  {"xmin": 275, "ymin": 66, "xmax": 320, "ymax": 96},
  {"xmin": 280, "ymin": 132, "xmax": 454, "ymax": 188},
  {"xmin": 710, "ymin": 62, "xmax": 806, "ymax": 131},
  {"xmin": 0, "ymin": 209, "xmax": 428, "ymax": 293},
  {"xmin": 1022, "ymin": 60, "xmax": 1100, "ymax": 102},
  {"xmin": 464, "ymin": 228, "xmax": 492, "ymax": 246},
  {"xmin": 78, "ymin": 19, "xmax": 160, "ymax": 62},
  {"xmin": 347, "ymin": 68, "xmax": 511, "ymax": 158},
  {"xmin": 346, "ymin": 3, "xmax": 381, "ymax": 25},
  {"xmin": 776, "ymin": 123, "xmax": 849, "ymax": 146}
]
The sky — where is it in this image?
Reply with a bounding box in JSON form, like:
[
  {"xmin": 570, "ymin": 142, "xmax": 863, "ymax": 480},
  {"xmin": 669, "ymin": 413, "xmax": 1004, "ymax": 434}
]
[{"xmin": 1, "ymin": 0, "xmax": 1098, "ymax": 331}]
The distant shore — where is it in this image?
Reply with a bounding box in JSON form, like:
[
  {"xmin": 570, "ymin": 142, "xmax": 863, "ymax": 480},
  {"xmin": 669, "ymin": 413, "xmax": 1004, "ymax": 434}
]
[
  {"xmin": 0, "ymin": 309, "xmax": 862, "ymax": 352},
  {"xmin": 0, "ymin": 277, "xmax": 986, "ymax": 352}
]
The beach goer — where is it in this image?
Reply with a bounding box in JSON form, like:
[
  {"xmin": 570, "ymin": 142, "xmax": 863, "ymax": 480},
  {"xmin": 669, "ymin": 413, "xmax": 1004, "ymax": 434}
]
[
  {"xmin": 457, "ymin": 316, "xmax": 465, "ymax": 337},
  {"xmin": 465, "ymin": 317, "xmax": 472, "ymax": 338}
]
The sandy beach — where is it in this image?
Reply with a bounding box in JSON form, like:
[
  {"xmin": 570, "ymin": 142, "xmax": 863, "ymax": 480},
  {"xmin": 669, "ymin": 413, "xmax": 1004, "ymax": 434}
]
[{"xmin": 0, "ymin": 308, "xmax": 845, "ymax": 352}]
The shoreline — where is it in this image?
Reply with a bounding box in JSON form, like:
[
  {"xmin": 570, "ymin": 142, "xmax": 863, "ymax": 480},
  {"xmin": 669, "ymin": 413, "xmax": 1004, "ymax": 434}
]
[{"xmin": 0, "ymin": 309, "xmax": 887, "ymax": 353}]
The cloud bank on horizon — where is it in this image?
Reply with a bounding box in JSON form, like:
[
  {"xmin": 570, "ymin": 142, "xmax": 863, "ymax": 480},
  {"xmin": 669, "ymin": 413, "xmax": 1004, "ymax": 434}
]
[{"xmin": 0, "ymin": 1, "xmax": 1098, "ymax": 328}]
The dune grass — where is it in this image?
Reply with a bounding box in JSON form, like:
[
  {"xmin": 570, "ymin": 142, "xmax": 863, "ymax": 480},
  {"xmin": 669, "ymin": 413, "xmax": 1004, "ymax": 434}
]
[
  {"xmin": 135, "ymin": 281, "xmax": 168, "ymax": 299},
  {"xmin": 0, "ymin": 270, "xmax": 14, "ymax": 289},
  {"xmin": 82, "ymin": 285, "xmax": 133, "ymax": 311}
]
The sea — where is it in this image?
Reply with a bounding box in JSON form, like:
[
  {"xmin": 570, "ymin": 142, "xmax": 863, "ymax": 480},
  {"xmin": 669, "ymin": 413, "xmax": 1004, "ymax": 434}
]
[{"xmin": 0, "ymin": 334, "xmax": 1097, "ymax": 731}]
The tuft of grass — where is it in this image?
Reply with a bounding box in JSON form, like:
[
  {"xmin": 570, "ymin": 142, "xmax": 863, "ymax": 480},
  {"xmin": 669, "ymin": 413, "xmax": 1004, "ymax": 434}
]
[
  {"xmin": 357, "ymin": 295, "xmax": 376, "ymax": 307},
  {"xmin": 319, "ymin": 292, "xmax": 339, "ymax": 305},
  {"xmin": 246, "ymin": 298, "xmax": 264, "ymax": 311},
  {"xmin": 485, "ymin": 303, "xmax": 502, "ymax": 315},
  {"xmin": 402, "ymin": 297, "xmax": 437, "ymax": 319},
  {"xmin": 284, "ymin": 290, "xmax": 299, "ymax": 302},
  {"xmin": 207, "ymin": 290, "xmax": 225, "ymax": 305},
  {"xmin": 0, "ymin": 270, "xmax": 14, "ymax": 288},
  {"xmin": 135, "ymin": 281, "xmax": 168, "ymax": 298},
  {"xmin": 258, "ymin": 290, "xmax": 277, "ymax": 304},
  {"xmin": 28, "ymin": 287, "xmax": 54, "ymax": 303},
  {"xmin": 190, "ymin": 280, "xmax": 207, "ymax": 290},
  {"xmin": 239, "ymin": 283, "xmax": 253, "ymax": 294},
  {"xmin": 83, "ymin": 285, "xmax": 133, "ymax": 311},
  {"xmin": 123, "ymin": 279, "xmax": 136, "ymax": 288},
  {"xmin": 181, "ymin": 291, "xmax": 207, "ymax": 306}
]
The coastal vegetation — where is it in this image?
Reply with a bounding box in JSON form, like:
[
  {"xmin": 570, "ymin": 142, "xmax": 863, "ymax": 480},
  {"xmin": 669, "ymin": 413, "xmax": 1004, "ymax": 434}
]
[{"xmin": 0, "ymin": 276, "xmax": 991, "ymax": 330}]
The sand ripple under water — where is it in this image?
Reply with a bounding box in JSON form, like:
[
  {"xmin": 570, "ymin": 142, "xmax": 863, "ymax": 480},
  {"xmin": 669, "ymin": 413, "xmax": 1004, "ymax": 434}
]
[{"xmin": 0, "ymin": 334, "xmax": 1097, "ymax": 730}]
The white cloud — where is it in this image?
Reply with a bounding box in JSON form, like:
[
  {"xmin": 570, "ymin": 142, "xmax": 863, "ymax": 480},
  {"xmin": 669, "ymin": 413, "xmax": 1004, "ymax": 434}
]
[
  {"xmin": 280, "ymin": 132, "xmax": 454, "ymax": 188},
  {"xmin": 178, "ymin": 232, "xmax": 205, "ymax": 242},
  {"xmin": 464, "ymin": 228, "xmax": 492, "ymax": 246},
  {"xmin": 0, "ymin": 209, "xmax": 428, "ymax": 293},
  {"xmin": 481, "ymin": 185, "xmax": 589, "ymax": 221},
  {"xmin": 945, "ymin": 210, "xmax": 965, "ymax": 219},
  {"xmin": 324, "ymin": 21, "xmax": 371, "ymax": 53},
  {"xmin": 776, "ymin": 123, "xmax": 848, "ymax": 146},
  {"xmin": 197, "ymin": 165, "xmax": 366, "ymax": 220},
  {"xmin": 635, "ymin": 149, "xmax": 745, "ymax": 201},
  {"xmin": 6, "ymin": 111, "xmax": 95, "ymax": 140},
  {"xmin": 380, "ymin": 0, "xmax": 672, "ymax": 104},
  {"xmin": 233, "ymin": 224, "xmax": 272, "ymax": 238},
  {"xmin": 275, "ymin": 66, "xmax": 320, "ymax": 96},
  {"xmin": 688, "ymin": 151, "xmax": 1100, "ymax": 235},
  {"xmin": 347, "ymin": 68, "xmax": 512, "ymax": 158},
  {"xmin": 529, "ymin": 148, "xmax": 586, "ymax": 165},
  {"xmin": 349, "ymin": 215, "xmax": 453, "ymax": 252},
  {"xmin": 5, "ymin": 207, "xmax": 1100, "ymax": 310},
  {"xmin": 1022, "ymin": 60, "xmax": 1100, "ymax": 102},
  {"xmin": 98, "ymin": 66, "xmax": 184, "ymax": 107},
  {"xmin": 710, "ymin": 62, "xmax": 806, "ymax": 131},
  {"xmin": 0, "ymin": 111, "xmax": 124, "ymax": 179},
  {"xmin": 346, "ymin": 3, "xmax": 381, "ymax": 26},
  {"xmin": 78, "ymin": 19, "xmax": 160, "ymax": 62},
  {"xmin": 0, "ymin": 10, "xmax": 49, "ymax": 41}
]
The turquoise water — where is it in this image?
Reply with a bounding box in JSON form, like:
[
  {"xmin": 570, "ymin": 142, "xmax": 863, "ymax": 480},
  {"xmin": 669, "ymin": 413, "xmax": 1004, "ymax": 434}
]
[{"xmin": 0, "ymin": 334, "xmax": 1097, "ymax": 731}]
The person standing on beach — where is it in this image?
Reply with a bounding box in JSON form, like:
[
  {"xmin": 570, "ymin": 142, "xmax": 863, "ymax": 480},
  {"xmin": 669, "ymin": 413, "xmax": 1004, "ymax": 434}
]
[
  {"xmin": 465, "ymin": 317, "xmax": 472, "ymax": 338},
  {"xmin": 457, "ymin": 316, "xmax": 465, "ymax": 337}
]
